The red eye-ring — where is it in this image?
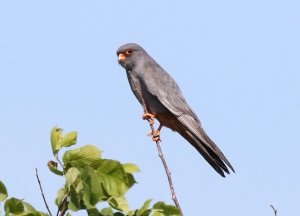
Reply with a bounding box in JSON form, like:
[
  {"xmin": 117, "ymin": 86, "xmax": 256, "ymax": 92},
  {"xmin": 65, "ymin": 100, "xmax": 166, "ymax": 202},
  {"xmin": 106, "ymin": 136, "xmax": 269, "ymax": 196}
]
[{"xmin": 125, "ymin": 49, "xmax": 134, "ymax": 55}]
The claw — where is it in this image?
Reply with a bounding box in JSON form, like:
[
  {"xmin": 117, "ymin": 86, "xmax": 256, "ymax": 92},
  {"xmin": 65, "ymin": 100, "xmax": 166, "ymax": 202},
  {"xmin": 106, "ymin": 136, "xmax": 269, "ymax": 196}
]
[
  {"xmin": 143, "ymin": 118, "xmax": 163, "ymax": 142},
  {"xmin": 147, "ymin": 130, "xmax": 161, "ymax": 142},
  {"xmin": 142, "ymin": 113, "xmax": 155, "ymax": 124},
  {"xmin": 152, "ymin": 136, "xmax": 161, "ymax": 142},
  {"xmin": 147, "ymin": 130, "xmax": 160, "ymax": 137}
]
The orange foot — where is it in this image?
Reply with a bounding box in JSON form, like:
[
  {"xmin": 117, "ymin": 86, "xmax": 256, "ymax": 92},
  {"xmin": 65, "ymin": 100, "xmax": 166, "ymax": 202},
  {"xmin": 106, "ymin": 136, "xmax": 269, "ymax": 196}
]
[
  {"xmin": 142, "ymin": 113, "xmax": 155, "ymax": 124},
  {"xmin": 147, "ymin": 124, "xmax": 163, "ymax": 142},
  {"xmin": 151, "ymin": 131, "xmax": 161, "ymax": 142},
  {"xmin": 152, "ymin": 136, "xmax": 161, "ymax": 142},
  {"xmin": 147, "ymin": 130, "xmax": 160, "ymax": 137}
]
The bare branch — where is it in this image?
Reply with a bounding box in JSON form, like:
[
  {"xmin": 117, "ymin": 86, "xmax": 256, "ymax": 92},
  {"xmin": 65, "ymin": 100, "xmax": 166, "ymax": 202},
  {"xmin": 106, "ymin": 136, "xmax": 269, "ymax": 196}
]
[
  {"xmin": 270, "ymin": 204, "xmax": 278, "ymax": 216},
  {"xmin": 145, "ymin": 118, "xmax": 183, "ymax": 216},
  {"xmin": 35, "ymin": 168, "xmax": 53, "ymax": 216}
]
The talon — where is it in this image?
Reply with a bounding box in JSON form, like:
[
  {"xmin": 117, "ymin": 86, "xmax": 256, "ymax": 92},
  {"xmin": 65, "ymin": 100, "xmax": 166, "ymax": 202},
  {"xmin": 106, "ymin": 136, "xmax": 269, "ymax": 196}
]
[
  {"xmin": 149, "ymin": 130, "xmax": 161, "ymax": 141},
  {"xmin": 142, "ymin": 113, "xmax": 155, "ymax": 124},
  {"xmin": 149, "ymin": 124, "xmax": 163, "ymax": 142},
  {"xmin": 147, "ymin": 130, "xmax": 160, "ymax": 137},
  {"xmin": 153, "ymin": 136, "xmax": 162, "ymax": 142},
  {"xmin": 142, "ymin": 113, "xmax": 155, "ymax": 119}
]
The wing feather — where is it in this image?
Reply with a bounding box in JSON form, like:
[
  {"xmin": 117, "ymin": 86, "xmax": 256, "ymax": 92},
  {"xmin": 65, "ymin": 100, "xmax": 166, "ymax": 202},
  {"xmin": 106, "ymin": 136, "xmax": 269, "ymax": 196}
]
[{"xmin": 143, "ymin": 67, "xmax": 234, "ymax": 173}]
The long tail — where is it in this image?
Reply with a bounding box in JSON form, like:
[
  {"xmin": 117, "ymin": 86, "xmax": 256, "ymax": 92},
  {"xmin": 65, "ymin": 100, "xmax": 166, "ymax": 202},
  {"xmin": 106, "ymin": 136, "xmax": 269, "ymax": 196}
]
[{"xmin": 178, "ymin": 115, "xmax": 235, "ymax": 177}]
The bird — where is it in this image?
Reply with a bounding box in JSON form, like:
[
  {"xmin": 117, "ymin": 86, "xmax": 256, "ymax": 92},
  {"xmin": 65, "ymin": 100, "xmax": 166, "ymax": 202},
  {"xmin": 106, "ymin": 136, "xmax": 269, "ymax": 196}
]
[{"xmin": 116, "ymin": 43, "xmax": 234, "ymax": 177}]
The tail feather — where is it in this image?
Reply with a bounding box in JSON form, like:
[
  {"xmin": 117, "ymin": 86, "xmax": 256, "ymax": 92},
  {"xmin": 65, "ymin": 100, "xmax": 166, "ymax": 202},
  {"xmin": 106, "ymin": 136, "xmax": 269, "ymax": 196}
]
[
  {"xmin": 177, "ymin": 114, "xmax": 234, "ymax": 176},
  {"xmin": 199, "ymin": 127, "xmax": 235, "ymax": 173},
  {"xmin": 181, "ymin": 130, "xmax": 228, "ymax": 177}
]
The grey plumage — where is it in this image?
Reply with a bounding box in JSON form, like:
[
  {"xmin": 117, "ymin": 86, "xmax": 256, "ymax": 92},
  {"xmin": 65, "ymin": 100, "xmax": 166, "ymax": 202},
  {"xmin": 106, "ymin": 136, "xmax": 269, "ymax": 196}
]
[{"xmin": 117, "ymin": 43, "xmax": 234, "ymax": 177}]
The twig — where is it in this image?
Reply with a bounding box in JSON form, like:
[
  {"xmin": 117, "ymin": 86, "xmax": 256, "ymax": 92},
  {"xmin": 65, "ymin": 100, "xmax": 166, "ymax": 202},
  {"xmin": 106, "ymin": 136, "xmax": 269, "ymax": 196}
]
[
  {"xmin": 145, "ymin": 118, "xmax": 183, "ymax": 216},
  {"xmin": 35, "ymin": 168, "xmax": 53, "ymax": 216},
  {"xmin": 56, "ymin": 194, "xmax": 69, "ymax": 216},
  {"xmin": 58, "ymin": 197, "xmax": 68, "ymax": 216},
  {"xmin": 270, "ymin": 204, "xmax": 277, "ymax": 216},
  {"xmin": 127, "ymin": 71, "xmax": 183, "ymax": 215}
]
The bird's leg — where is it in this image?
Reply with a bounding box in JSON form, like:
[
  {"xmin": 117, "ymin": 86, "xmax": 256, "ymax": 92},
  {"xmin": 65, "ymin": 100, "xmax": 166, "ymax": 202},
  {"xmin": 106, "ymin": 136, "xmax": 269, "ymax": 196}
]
[
  {"xmin": 147, "ymin": 123, "xmax": 162, "ymax": 136},
  {"xmin": 148, "ymin": 123, "xmax": 162, "ymax": 141},
  {"xmin": 142, "ymin": 113, "xmax": 155, "ymax": 124},
  {"xmin": 142, "ymin": 113, "xmax": 162, "ymax": 141}
]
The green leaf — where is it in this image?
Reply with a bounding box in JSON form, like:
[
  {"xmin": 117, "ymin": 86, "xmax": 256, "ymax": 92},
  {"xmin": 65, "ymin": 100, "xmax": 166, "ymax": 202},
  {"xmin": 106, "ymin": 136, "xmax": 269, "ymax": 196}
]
[
  {"xmin": 82, "ymin": 182, "xmax": 95, "ymax": 209},
  {"xmin": 87, "ymin": 208, "xmax": 99, "ymax": 216},
  {"xmin": 80, "ymin": 160, "xmax": 135, "ymax": 206},
  {"xmin": 122, "ymin": 164, "xmax": 140, "ymax": 173},
  {"xmin": 94, "ymin": 160, "xmax": 131, "ymax": 197},
  {"xmin": 125, "ymin": 173, "xmax": 136, "ymax": 190},
  {"xmin": 47, "ymin": 161, "xmax": 64, "ymax": 176},
  {"xmin": 37, "ymin": 212, "xmax": 50, "ymax": 216},
  {"xmin": 61, "ymin": 131, "xmax": 77, "ymax": 148},
  {"xmin": 152, "ymin": 202, "xmax": 180, "ymax": 216},
  {"xmin": 125, "ymin": 211, "xmax": 136, "ymax": 216},
  {"xmin": 140, "ymin": 210, "xmax": 152, "ymax": 216},
  {"xmin": 114, "ymin": 212, "xmax": 125, "ymax": 216},
  {"xmin": 63, "ymin": 145, "xmax": 102, "ymax": 169},
  {"xmin": 136, "ymin": 199, "xmax": 152, "ymax": 216},
  {"xmin": 51, "ymin": 126, "xmax": 64, "ymax": 155},
  {"xmin": 109, "ymin": 196, "xmax": 129, "ymax": 212},
  {"xmin": 66, "ymin": 167, "xmax": 80, "ymax": 187},
  {"xmin": 66, "ymin": 212, "xmax": 72, "ymax": 216},
  {"xmin": 56, "ymin": 187, "xmax": 68, "ymax": 207},
  {"xmin": 68, "ymin": 185, "xmax": 81, "ymax": 212},
  {"xmin": 0, "ymin": 181, "xmax": 8, "ymax": 201},
  {"xmin": 23, "ymin": 202, "xmax": 37, "ymax": 213},
  {"xmin": 69, "ymin": 180, "xmax": 87, "ymax": 211},
  {"xmin": 80, "ymin": 166, "xmax": 109, "ymax": 204},
  {"xmin": 51, "ymin": 127, "xmax": 77, "ymax": 156},
  {"xmin": 99, "ymin": 207, "xmax": 113, "ymax": 216},
  {"xmin": 4, "ymin": 197, "xmax": 24, "ymax": 215}
]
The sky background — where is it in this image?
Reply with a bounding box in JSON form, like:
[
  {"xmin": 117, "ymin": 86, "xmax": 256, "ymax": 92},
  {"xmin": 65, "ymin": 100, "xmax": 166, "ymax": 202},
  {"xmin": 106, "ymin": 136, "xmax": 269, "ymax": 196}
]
[{"xmin": 0, "ymin": 0, "xmax": 299, "ymax": 215}]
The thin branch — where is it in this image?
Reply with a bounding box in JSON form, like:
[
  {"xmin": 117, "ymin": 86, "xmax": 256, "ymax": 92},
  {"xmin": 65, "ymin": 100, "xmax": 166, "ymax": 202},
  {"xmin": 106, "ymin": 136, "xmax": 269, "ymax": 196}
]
[
  {"xmin": 58, "ymin": 197, "xmax": 68, "ymax": 216},
  {"xmin": 270, "ymin": 204, "xmax": 277, "ymax": 216},
  {"xmin": 127, "ymin": 71, "xmax": 183, "ymax": 215},
  {"xmin": 145, "ymin": 118, "xmax": 183, "ymax": 216},
  {"xmin": 56, "ymin": 194, "xmax": 69, "ymax": 216},
  {"xmin": 35, "ymin": 168, "xmax": 53, "ymax": 216}
]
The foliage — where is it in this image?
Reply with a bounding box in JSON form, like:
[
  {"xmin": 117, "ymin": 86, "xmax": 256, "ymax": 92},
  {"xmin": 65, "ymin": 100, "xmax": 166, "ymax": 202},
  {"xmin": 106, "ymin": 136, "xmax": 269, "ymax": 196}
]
[
  {"xmin": 0, "ymin": 127, "xmax": 180, "ymax": 216},
  {"xmin": 0, "ymin": 186, "xmax": 48, "ymax": 216}
]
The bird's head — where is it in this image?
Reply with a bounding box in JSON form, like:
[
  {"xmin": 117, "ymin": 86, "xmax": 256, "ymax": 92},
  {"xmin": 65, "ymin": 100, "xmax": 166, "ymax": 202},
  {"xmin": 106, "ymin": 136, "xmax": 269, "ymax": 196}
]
[{"xmin": 116, "ymin": 43, "xmax": 145, "ymax": 70}]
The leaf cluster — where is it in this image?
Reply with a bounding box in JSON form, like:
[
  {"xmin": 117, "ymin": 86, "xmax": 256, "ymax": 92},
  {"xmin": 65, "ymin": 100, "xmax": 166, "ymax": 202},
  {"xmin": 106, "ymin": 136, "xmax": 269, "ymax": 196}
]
[
  {"xmin": 0, "ymin": 127, "xmax": 180, "ymax": 216},
  {"xmin": 0, "ymin": 182, "xmax": 48, "ymax": 216}
]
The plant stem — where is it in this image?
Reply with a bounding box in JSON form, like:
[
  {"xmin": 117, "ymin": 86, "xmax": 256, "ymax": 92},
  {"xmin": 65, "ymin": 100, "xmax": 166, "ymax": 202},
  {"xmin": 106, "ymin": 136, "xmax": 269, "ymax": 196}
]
[{"xmin": 55, "ymin": 155, "xmax": 64, "ymax": 170}]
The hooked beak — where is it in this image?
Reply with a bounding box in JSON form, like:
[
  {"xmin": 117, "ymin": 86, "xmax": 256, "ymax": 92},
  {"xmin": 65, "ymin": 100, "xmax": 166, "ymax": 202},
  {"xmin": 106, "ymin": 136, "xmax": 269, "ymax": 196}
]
[{"xmin": 118, "ymin": 53, "xmax": 126, "ymax": 62}]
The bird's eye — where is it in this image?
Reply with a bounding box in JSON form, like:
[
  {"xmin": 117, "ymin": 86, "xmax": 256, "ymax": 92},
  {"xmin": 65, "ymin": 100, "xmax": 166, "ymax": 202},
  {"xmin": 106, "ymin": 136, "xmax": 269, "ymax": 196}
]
[{"xmin": 125, "ymin": 49, "xmax": 134, "ymax": 55}]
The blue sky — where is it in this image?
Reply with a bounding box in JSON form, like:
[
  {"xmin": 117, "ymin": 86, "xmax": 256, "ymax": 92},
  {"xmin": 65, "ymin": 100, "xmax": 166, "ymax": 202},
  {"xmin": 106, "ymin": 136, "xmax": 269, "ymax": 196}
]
[{"xmin": 0, "ymin": 0, "xmax": 299, "ymax": 215}]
